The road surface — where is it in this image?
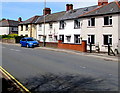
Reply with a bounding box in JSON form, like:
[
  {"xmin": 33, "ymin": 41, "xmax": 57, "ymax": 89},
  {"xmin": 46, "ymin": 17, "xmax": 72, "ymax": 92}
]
[{"xmin": 1, "ymin": 43, "xmax": 118, "ymax": 92}]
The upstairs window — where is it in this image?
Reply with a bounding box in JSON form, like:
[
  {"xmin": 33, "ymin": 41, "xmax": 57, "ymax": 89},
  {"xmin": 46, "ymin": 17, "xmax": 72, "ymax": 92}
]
[
  {"xmin": 88, "ymin": 18, "xmax": 95, "ymax": 27},
  {"xmin": 103, "ymin": 35, "xmax": 112, "ymax": 45},
  {"xmin": 39, "ymin": 24, "xmax": 42, "ymax": 31},
  {"xmin": 59, "ymin": 21, "xmax": 66, "ymax": 29},
  {"xmin": 21, "ymin": 25, "xmax": 23, "ymax": 31},
  {"xmin": 49, "ymin": 23, "xmax": 53, "ymax": 29},
  {"xmin": 26, "ymin": 25, "xmax": 28, "ymax": 31},
  {"xmin": 104, "ymin": 16, "xmax": 112, "ymax": 26},
  {"xmin": 74, "ymin": 19, "xmax": 80, "ymax": 29},
  {"xmin": 88, "ymin": 35, "xmax": 95, "ymax": 44},
  {"xmin": 12, "ymin": 27, "xmax": 14, "ymax": 31}
]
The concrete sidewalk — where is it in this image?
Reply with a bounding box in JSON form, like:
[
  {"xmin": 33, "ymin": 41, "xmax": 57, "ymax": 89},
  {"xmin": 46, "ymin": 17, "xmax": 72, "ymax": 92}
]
[
  {"xmin": 37, "ymin": 47, "xmax": 119, "ymax": 62},
  {"xmin": 1, "ymin": 42, "xmax": 119, "ymax": 62}
]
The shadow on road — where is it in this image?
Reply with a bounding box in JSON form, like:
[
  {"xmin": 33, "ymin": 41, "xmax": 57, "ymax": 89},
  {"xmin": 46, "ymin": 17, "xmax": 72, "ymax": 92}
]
[
  {"xmin": 2, "ymin": 78, "xmax": 22, "ymax": 93},
  {"xmin": 22, "ymin": 73, "xmax": 118, "ymax": 93}
]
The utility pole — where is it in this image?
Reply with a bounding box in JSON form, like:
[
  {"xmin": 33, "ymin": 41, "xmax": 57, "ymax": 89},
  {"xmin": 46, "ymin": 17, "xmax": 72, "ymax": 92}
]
[{"xmin": 43, "ymin": 0, "xmax": 46, "ymax": 47}]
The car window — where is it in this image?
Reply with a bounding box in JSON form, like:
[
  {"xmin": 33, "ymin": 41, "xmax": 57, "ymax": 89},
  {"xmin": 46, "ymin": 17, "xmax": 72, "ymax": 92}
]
[
  {"xmin": 22, "ymin": 39, "xmax": 26, "ymax": 41},
  {"xmin": 27, "ymin": 39, "xmax": 34, "ymax": 41}
]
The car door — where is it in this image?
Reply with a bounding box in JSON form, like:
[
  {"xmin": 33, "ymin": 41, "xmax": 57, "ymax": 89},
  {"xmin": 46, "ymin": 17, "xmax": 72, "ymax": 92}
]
[{"xmin": 21, "ymin": 39, "xmax": 27, "ymax": 46}]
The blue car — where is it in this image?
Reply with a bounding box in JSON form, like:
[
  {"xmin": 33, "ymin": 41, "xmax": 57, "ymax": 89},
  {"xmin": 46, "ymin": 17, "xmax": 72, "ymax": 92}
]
[{"xmin": 20, "ymin": 37, "xmax": 39, "ymax": 48}]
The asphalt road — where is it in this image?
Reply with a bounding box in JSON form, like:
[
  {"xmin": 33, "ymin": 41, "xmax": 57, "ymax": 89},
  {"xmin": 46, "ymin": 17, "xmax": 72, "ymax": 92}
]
[{"xmin": 1, "ymin": 43, "xmax": 118, "ymax": 92}]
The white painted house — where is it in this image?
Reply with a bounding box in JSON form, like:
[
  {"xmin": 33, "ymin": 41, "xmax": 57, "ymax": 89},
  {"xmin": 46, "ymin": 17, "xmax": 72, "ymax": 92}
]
[
  {"xmin": 35, "ymin": 9, "xmax": 66, "ymax": 43},
  {"xmin": 57, "ymin": 0, "xmax": 120, "ymax": 52},
  {"xmin": 0, "ymin": 18, "xmax": 20, "ymax": 35},
  {"xmin": 18, "ymin": 0, "xmax": 120, "ymax": 53},
  {"xmin": 79, "ymin": 1, "xmax": 120, "ymax": 52}
]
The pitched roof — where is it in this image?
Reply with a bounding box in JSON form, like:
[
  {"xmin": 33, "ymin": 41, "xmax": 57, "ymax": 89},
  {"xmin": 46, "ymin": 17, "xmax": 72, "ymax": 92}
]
[
  {"xmin": 78, "ymin": 1, "xmax": 120, "ymax": 18},
  {"xmin": 58, "ymin": 5, "xmax": 98, "ymax": 21},
  {"xmin": 35, "ymin": 11, "xmax": 66, "ymax": 23},
  {"xmin": 19, "ymin": 15, "xmax": 41, "ymax": 25},
  {"xmin": 19, "ymin": 1, "xmax": 120, "ymax": 24},
  {"xmin": 0, "ymin": 19, "xmax": 19, "ymax": 27}
]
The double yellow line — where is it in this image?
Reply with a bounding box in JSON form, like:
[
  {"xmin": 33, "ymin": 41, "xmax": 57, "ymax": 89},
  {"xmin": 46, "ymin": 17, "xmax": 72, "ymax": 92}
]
[{"xmin": 0, "ymin": 66, "xmax": 31, "ymax": 93}]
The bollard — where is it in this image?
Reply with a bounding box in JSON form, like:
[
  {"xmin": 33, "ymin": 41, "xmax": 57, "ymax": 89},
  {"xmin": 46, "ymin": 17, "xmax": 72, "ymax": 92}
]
[
  {"xmin": 108, "ymin": 43, "xmax": 110, "ymax": 55},
  {"xmin": 90, "ymin": 43, "xmax": 92, "ymax": 53}
]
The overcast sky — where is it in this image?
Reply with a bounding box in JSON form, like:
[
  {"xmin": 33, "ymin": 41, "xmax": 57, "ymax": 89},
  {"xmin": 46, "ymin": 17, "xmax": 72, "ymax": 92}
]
[{"xmin": 1, "ymin": 0, "xmax": 115, "ymax": 21}]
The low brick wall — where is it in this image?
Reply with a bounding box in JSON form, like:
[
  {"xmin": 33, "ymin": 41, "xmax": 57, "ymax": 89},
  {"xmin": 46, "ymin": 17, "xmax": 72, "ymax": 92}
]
[
  {"xmin": 58, "ymin": 40, "xmax": 87, "ymax": 52},
  {"xmin": 0, "ymin": 39, "xmax": 16, "ymax": 44},
  {"xmin": 39, "ymin": 42, "xmax": 58, "ymax": 48}
]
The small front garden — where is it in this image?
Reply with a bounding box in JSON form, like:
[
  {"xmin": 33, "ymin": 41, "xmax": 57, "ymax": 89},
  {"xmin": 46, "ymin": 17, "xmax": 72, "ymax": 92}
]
[
  {"xmin": 0, "ymin": 34, "xmax": 18, "ymax": 39},
  {"xmin": 0, "ymin": 34, "xmax": 25, "ymax": 43}
]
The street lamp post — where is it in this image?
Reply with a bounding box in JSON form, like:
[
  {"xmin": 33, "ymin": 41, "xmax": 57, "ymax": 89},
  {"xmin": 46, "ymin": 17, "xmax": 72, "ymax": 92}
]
[{"xmin": 43, "ymin": 0, "xmax": 46, "ymax": 47}]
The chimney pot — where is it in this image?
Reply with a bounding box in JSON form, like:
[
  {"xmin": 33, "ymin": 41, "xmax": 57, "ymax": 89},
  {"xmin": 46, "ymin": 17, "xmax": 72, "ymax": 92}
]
[
  {"xmin": 66, "ymin": 4, "xmax": 73, "ymax": 11},
  {"xmin": 43, "ymin": 8, "xmax": 51, "ymax": 15},
  {"xmin": 18, "ymin": 17, "xmax": 22, "ymax": 22},
  {"xmin": 98, "ymin": 0, "xmax": 108, "ymax": 6}
]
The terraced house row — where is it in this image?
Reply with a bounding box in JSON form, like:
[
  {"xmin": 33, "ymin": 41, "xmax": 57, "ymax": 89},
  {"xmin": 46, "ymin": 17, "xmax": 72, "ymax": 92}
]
[{"xmin": 18, "ymin": 0, "xmax": 120, "ymax": 52}]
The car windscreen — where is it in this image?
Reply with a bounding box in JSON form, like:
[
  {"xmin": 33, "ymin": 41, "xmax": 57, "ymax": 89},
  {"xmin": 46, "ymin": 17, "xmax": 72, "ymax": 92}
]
[{"xmin": 27, "ymin": 39, "xmax": 35, "ymax": 41}]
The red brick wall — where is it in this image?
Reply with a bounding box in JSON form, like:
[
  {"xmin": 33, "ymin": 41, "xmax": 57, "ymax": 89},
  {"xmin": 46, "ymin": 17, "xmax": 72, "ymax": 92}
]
[
  {"xmin": 58, "ymin": 40, "xmax": 87, "ymax": 52},
  {"xmin": 39, "ymin": 42, "xmax": 58, "ymax": 48}
]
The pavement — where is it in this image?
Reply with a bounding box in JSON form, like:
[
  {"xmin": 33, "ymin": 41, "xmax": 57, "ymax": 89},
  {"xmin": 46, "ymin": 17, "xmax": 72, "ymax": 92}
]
[
  {"xmin": 2, "ymin": 42, "xmax": 118, "ymax": 62},
  {"xmin": 38, "ymin": 47, "xmax": 119, "ymax": 62}
]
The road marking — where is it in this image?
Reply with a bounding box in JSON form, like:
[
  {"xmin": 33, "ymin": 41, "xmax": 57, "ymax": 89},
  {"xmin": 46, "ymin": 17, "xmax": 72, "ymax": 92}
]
[
  {"xmin": 0, "ymin": 66, "xmax": 30, "ymax": 93},
  {"xmin": 15, "ymin": 50, "xmax": 21, "ymax": 52},
  {"xmin": 10, "ymin": 49, "xmax": 21, "ymax": 52},
  {"xmin": 108, "ymin": 74, "xmax": 112, "ymax": 76},
  {"xmin": 82, "ymin": 67, "xmax": 86, "ymax": 69},
  {"xmin": 80, "ymin": 66, "xmax": 86, "ymax": 69}
]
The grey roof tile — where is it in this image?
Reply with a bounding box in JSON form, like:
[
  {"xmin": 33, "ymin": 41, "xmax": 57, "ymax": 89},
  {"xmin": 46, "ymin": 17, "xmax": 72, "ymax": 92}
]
[
  {"xmin": 19, "ymin": 15, "xmax": 41, "ymax": 25},
  {"xmin": 19, "ymin": 1, "xmax": 120, "ymax": 24},
  {"xmin": 58, "ymin": 5, "xmax": 98, "ymax": 20},
  {"xmin": 78, "ymin": 1, "xmax": 120, "ymax": 18},
  {"xmin": 35, "ymin": 11, "xmax": 66, "ymax": 23},
  {"xmin": 0, "ymin": 19, "xmax": 19, "ymax": 27}
]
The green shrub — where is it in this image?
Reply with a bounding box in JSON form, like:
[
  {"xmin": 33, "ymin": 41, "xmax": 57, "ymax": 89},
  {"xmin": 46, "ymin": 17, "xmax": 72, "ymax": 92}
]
[
  {"xmin": 1, "ymin": 34, "xmax": 18, "ymax": 39},
  {"xmin": 9, "ymin": 34, "xmax": 18, "ymax": 38}
]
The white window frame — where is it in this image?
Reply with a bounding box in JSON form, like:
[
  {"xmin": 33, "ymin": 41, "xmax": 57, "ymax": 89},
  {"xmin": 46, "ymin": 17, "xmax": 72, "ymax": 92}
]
[
  {"xmin": 26, "ymin": 25, "xmax": 28, "ymax": 31},
  {"xmin": 74, "ymin": 19, "xmax": 80, "ymax": 29},
  {"xmin": 88, "ymin": 18, "xmax": 95, "ymax": 27},
  {"xmin": 38, "ymin": 24, "xmax": 42, "ymax": 31},
  {"xmin": 74, "ymin": 35, "xmax": 81, "ymax": 44},
  {"xmin": 59, "ymin": 21, "xmax": 66, "ymax": 29},
  {"xmin": 104, "ymin": 16, "xmax": 112, "ymax": 26},
  {"xmin": 66, "ymin": 35, "xmax": 71, "ymax": 43},
  {"xmin": 103, "ymin": 35, "xmax": 112, "ymax": 45},
  {"xmin": 49, "ymin": 23, "xmax": 53, "ymax": 29},
  {"xmin": 88, "ymin": 35, "xmax": 95, "ymax": 44},
  {"xmin": 21, "ymin": 25, "xmax": 23, "ymax": 31}
]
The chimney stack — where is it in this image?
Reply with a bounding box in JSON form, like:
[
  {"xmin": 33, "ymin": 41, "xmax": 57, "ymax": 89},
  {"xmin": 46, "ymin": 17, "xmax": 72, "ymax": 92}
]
[
  {"xmin": 43, "ymin": 8, "xmax": 51, "ymax": 15},
  {"xmin": 98, "ymin": 0, "xmax": 108, "ymax": 6},
  {"xmin": 66, "ymin": 4, "xmax": 73, "ymax": 11},
  {"xmin": 18, "ymin": 17, "xmax": 22, "ymax": 22}
]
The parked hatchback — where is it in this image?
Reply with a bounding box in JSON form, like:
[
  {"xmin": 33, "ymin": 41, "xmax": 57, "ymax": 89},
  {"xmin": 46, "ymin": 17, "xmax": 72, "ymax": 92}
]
[{"xmin": 20, "ymin": 37, "xmax": 39, "ymax": 48}]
